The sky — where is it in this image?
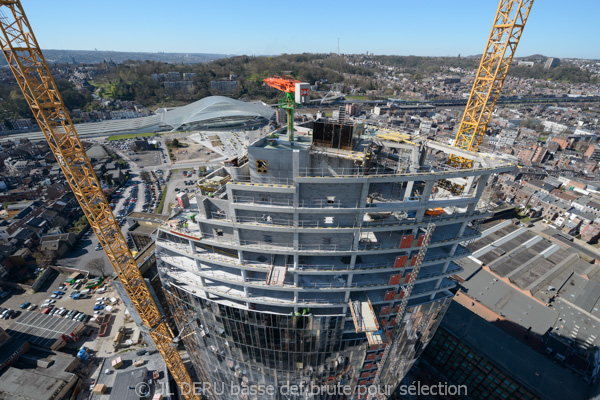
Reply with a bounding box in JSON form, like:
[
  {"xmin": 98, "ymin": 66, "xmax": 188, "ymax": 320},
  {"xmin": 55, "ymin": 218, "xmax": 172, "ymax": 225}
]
[{"xmin": 20, "ymin": 0, "xmax": 600, "ymax": 59}]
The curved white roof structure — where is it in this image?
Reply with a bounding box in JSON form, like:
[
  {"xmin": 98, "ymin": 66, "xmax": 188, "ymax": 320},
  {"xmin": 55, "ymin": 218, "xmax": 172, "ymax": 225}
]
[{"xmin": 160, "ymin": 96, "xmax": 274, "ymax": 131}]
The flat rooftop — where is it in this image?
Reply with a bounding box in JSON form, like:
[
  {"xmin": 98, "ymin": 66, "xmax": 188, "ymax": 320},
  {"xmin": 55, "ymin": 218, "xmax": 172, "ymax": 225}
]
[
  {"xmin": 110, "ymin": 367, "xmax": 148, "ymax": 400},
  {"xmin": 6, "ymin": 312, "xmax": 84, "ymax": 349},
  {"xmin": 442, "ymin": 301, "xmax": 593, "ymax": 400},
  {"xmin": 0, "ymin": 367, "xmax": 68, "ymax": 400},
  {"xmin": 461, "ymin": 218, "xmax": 600, "ymax": 353}
]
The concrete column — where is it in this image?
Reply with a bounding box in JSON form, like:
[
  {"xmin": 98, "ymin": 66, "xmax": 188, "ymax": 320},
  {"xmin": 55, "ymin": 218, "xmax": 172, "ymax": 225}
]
[
  {"xmin": 347, "ymin": 273, "xmax": 354, "ymax": 286},
  {"xmin": 403, "ymin": 180, "xmax": 415, "ymax": 201},
  {"xmin": 415, "ymin": 208, "xmax": 426, "ymax": 223},
  {"xmin": 294, "ymin": 273, "xmax": 299, "ymax": 287},
  {"xmin": 356, "ymin": 182, "xmax": 370, "ymax": 229},
  {"xmin": 420, "ymin": 180, "xmax": 435, "ymax": 204},
  {"xmin": 467, "ymin": 174, "xmax": 490, "ymax": 213},
  {"xmin": 344, "ymin": 291, "xmax": 351, "ymax": 302},
  {"xmin": 293, "ymin": 150, "xmax": 300, "ymax": 182},
  {"xmin": 241, "ymin": 270, "xmax": 247, "ymax": 281},
  {"xmin": 462, "ymin": 175, "xmax": 475, "ymax": 194},
  {"xmin": 441, "ymin": 258, "xmax": 452, "ymax": 274},
  {"xmin": 195, "ymin": 259, "xmax": 202, "ymax": 272},
  {"xmin": 188, "ymin": 239, "xmax": 196, "ymax": 254},
  {"xmin": 359, "ymin": 181, "xmax": 371, "ymax": 206}
]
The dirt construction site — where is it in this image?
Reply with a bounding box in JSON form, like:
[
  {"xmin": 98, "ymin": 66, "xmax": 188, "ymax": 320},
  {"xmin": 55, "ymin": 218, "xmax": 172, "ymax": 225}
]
[{"xmin": 166, "ymin": 135, "xmax": 221, "ymax": 163}]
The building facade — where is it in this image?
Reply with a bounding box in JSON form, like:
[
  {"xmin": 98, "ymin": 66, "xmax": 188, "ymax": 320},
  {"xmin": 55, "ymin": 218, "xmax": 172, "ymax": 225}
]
[{"xmin": 155, "ymin": 132, "xmax": 513, "ymax": 399}]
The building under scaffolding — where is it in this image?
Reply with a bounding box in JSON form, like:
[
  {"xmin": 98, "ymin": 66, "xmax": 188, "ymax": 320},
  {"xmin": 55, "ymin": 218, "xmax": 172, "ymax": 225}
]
[{"xmin": 155, "ymin": 127, "xmax": 514, "ymax": 399}]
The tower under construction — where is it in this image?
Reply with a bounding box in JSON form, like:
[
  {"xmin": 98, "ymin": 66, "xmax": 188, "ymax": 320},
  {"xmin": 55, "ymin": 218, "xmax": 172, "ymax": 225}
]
[{"xmin": 155, "ymin": 127, "xmax": 514, "ymax": 399}]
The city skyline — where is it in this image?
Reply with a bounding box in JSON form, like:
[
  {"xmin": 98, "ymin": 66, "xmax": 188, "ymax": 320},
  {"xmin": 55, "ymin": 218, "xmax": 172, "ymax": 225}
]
[{"xmin": 22, "ymin": 0, "xmax": 600, "ymax": 60}]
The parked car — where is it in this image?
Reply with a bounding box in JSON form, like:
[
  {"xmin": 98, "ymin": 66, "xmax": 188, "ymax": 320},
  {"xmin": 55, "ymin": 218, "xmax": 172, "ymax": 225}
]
[
  {"xmin": 41, "ymin": 307, "xmax": 51, "ymax": 314},
  {"xmin": 50, "ymin": 294, "xmax": 62, "ymax": 299},
  {"xmin": 27, "ymin": 304, "xmax": 37, "ymax": 311},
  {"xmin": 53, "ymin": 291, "xmax": 65, "ymax": 295},
  {"xmin": 20, "ymin": 302, "xmax": 31, "ymax": 309},
  {"xmin": 93, "ymin": 305, "xmax": 104, "ymax": 311}
]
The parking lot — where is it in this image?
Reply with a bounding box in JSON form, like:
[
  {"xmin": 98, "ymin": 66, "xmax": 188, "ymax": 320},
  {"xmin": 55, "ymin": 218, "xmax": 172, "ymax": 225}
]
[
  {"xmin": 161, "ymin": 168, "xmax": 199, "ymax": 215},
  {"xmin": 0, "ymin": 271, "xmax": 115, "ymax": 332}
]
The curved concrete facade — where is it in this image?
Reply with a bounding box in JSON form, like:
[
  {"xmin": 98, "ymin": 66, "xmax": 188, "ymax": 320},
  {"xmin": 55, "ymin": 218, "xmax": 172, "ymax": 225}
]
[{"xmin": 155, "ymin": 132, "xmax": 514, "ymax": 399}]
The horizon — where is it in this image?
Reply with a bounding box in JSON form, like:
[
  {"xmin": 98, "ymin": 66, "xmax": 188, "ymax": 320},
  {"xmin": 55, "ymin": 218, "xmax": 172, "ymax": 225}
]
[
  {"xmin": 22, "ymin": 0, "xmax": 600, "ymax": 60},
  {"xmin": 35, "ymin": 49, "xmax": 600, "ymax": 62}
]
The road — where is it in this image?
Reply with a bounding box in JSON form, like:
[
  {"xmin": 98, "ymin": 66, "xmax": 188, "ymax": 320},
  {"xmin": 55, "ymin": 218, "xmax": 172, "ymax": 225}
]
[
  {"xmin": 542, "ymin": 226, "xmax": 600, "ymax": 261},
  {"xmin": 59, "ymin": 184, "xmax": 140, "ymax": 273}
]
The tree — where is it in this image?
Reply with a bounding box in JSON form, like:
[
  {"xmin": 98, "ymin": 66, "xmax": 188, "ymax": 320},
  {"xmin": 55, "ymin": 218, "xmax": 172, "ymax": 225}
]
[
  {"xmin": 87, "ymin": 257, "xmax": 110, "ymax": 278},
  {"xmin": 33, "ymin": 249, "xmax": 58, "ymax": 269}
]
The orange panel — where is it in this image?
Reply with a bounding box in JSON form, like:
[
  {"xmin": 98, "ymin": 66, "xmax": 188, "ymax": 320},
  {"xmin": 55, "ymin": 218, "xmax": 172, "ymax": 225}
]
[
  {"xmin": 404, "ymin": 272, "xmax": 412, "ymax": 283},
  {"xmin": 380, "ymin": 318, "xmax": 388, "ymax": 328},
  {"xmin": 416, "ymin": 233, "xmax": 425, "ymax": 247},
  {"xmin": 394, "ymin": 255, "xmax": 408, "ymax": 268},
  {"xmin": 380, "ymin": 306, "xmax": 391, "ymax": 316},
  {"xmin": 400, "ymin": 235, "xmax": 413, "ymax": 249},
  {"xmin": 398, "ymin": 290, "xmax": 405, "ymax": 299},
  {"xmin": 410, "ymin": 255, "xmax": 418, "ymax": 266},
  {"xmin": 366, "ymin": 353, "xmax": 377, "ymax": 361},
  {"xmin": 384, "ymin": 290, "xmax": 397, "ymax": 301},
  {"xmin": 389, "ymin": 274, "xmax": 401, "ymax": 286}
]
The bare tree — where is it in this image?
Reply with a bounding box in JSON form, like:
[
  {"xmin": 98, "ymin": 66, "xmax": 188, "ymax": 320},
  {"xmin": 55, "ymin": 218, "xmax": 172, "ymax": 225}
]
[
  {"xmin": 87, "ymin": 257, "xmax": 110, "ymax": 277},
  {"xmin": 33, "ymin": 249, "xmax": 58, "ymax": 269}
]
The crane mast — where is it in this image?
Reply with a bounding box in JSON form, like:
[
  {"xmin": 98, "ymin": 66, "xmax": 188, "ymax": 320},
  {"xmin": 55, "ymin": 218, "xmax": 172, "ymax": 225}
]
[
  {"xmin": 0, "ymin": 2, "xmax": 203, "ymax": 399},
  {"xmin": 447, "ymin": 0, "xmax": 533, "ymax": 192}
]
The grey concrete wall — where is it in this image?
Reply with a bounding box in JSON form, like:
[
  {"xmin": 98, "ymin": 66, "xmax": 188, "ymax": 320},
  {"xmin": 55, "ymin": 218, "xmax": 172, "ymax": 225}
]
[
  {"xmin": 238, "ymin": 230, "xmax": 293, "ymax": 248},
  {"xmin": 298, "ymin": 182, "xmax": 363, "ymax": 207},
  {"xmin": 199, "ymin": 222, "xmax": 235, "ymax": 242},
  {"xmin": 297, "ymin": 212, "xmax": 359, "ymax": 228},
  {"xmin": 248, "ymin": 141, "xmax": 309, "ymax": 183},
  {"xmin": 235, "ymin": 209, "xmax": 294, "ymax": 224},
  {"xmin": 230, "ymin": 189, "xmax": 294, "ymax": 205},
  {"xmin": 297, "ymin": 232, "xmax": 355, "ymax": 250}
]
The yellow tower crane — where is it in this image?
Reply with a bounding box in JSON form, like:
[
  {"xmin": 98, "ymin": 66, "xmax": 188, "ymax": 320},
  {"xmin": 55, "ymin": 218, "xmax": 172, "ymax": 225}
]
[
  {"xmin": 0, "ymin": 2, "xmax": 204, "ymax": 399},
  {"xmin": 446, "ymin": 0, "xmax": 533, "ymax": 193}
]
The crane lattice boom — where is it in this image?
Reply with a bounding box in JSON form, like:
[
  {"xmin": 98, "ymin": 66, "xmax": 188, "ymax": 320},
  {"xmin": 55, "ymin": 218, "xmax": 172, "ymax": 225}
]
[
  {"xmin": 449, "ymin": 0, "xmax": 533, "ymax": 171},
  {"xmin": 0, "ymin": 2, "xmax": 203, "ymax": 399}
]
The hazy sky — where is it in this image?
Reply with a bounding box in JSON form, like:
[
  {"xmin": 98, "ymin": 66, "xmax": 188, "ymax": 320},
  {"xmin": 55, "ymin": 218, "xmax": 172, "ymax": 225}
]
[{"xmin": 19, "ymin": 0, "xmax": 600, "ymax": 59}]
